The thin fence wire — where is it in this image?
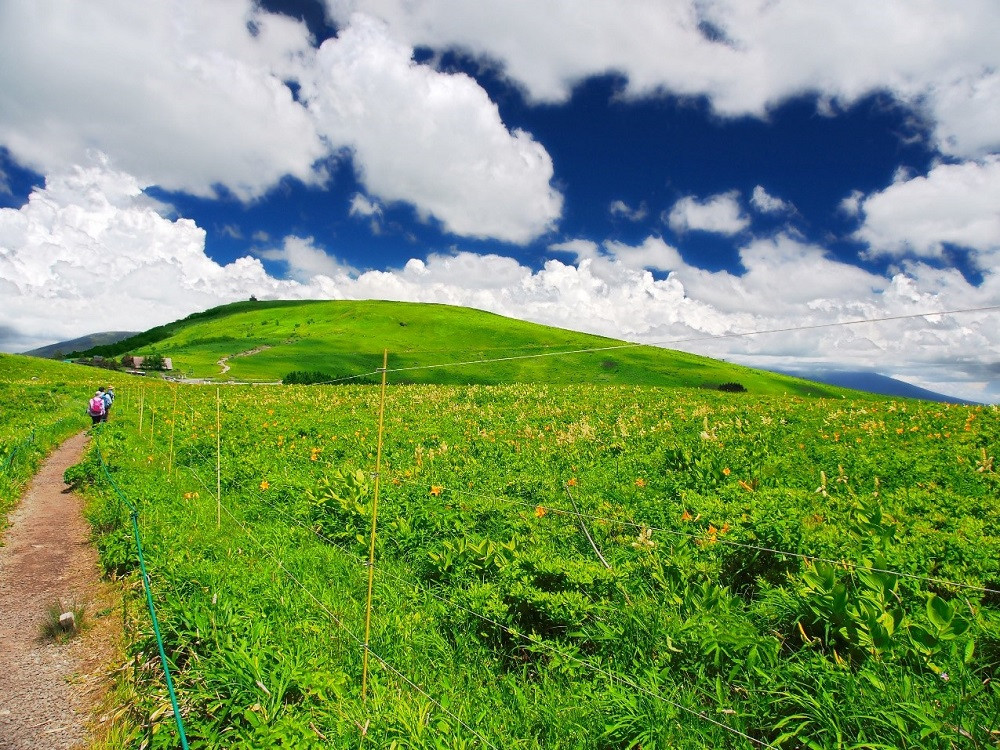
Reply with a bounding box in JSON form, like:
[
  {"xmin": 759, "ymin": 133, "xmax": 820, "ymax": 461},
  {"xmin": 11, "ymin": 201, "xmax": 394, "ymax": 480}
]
[
  {"xmin": 368, "ymin": 562, "xmax": 775, "ymax": 749},
  {"xmin": 157, "ymin": 303, "xmax": 1000, "ymax": 386},
  {"xmin": 314, "ymin": 370, "xmax": 384, "ymax": 386},
  {"xmin": 136, "ymin": 381, "xmax": 1000, "ymax": 601},
  {"xmin": 0, "ymin": 431, "xmax": 31, "ymax": 474},
  {"xmin": 178, "ymin": 427, "xmax": 1000, "ymax": 602}
]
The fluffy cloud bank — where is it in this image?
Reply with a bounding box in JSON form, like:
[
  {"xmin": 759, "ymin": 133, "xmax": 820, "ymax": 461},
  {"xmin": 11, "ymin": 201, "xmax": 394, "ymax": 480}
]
[
  {"xmin": 303, "ymin": 14, "xmax": 561, "ymax": 243},
  {"xmin": 2, "ymin": 163, "xmax": 996, "ymax": 402},
  {"xmin": 325, "ymin": 0, "xmax": 1000, "ymax": 158},
  {"xmin": 0, "ymin": 1, "xmax": 324, "ymax": 201},
  {"xmin": 856, "ymin": 157, "xmax": 1000, "ymax": 270},
  {"xmin": 0, "ymin": 2, "xmax": 562, "ymax": 242},
  {"xmin": 0, "ymin": 162, "xmax": 314, "ymax": 350}
]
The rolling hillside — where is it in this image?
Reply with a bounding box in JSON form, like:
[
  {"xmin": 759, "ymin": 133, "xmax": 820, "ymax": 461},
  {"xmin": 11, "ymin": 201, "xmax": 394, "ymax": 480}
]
[{"xmin": 72, "ymin": 299, "xmax": 853, "ymax": 397}]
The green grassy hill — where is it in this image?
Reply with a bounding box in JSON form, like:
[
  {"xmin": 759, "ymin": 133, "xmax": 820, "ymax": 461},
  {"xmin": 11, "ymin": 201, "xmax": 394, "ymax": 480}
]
[{"xmin": 75, "ymin": 299, "xmax": 853, "ymax": 397}]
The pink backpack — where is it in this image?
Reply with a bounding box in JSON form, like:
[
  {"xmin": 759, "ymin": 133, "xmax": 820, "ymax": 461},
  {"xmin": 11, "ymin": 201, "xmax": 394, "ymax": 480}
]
[{"xmin": 89, "ymin": 396, "xmax": 105, "ymax": 415}]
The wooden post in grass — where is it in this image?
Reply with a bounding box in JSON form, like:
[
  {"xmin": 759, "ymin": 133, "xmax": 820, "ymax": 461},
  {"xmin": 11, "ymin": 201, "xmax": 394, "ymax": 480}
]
[
  {"xmin": 138, "ymin": 388, "xmax": 145, "ymax": 434},
  {"xmin": 168, "ymin": 385, "xmax": 178, "ymax": 478},
  {"xmin": 216, "ymin": 387, "xmax": 222, "ymax": 529},
  {"xmin": 362, "ymin": 349, "xmax": 389, "ymax": 702}
]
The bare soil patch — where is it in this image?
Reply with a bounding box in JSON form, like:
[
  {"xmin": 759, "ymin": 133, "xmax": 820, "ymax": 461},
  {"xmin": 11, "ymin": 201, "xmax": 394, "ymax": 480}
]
[{"xmin": 0, "ymin": 432, "xmax": 120, "ymax": 749}]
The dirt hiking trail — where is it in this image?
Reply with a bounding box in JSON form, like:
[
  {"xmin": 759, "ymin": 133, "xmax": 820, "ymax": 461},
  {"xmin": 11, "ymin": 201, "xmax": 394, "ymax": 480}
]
[{"xmin": 0, "ymin": 431, "xmax": 119, "ymax": 749}]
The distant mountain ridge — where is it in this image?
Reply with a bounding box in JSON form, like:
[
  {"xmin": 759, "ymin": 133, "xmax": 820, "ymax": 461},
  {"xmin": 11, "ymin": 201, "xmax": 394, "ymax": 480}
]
[
  {"xmin": 22, "ymin": 331, "xmax": 140, "ymax": 359},
  {"xmin": 784, "ymin": 370, "xmax": 980, "ymax": 405}
]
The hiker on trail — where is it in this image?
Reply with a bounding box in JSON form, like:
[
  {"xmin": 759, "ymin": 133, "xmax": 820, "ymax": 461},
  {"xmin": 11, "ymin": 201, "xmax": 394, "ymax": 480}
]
[
  {"xmin": 87, "ymin": 390, "xmax": 106, "ymax": 425},
  {"xmin": 101, "ymin": 386, "xmax": 115, "ymax": 421}
]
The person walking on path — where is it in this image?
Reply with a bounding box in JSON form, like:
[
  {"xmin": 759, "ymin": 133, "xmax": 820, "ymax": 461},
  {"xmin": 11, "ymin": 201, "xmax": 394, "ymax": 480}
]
[
  {"xmin": 87, "ymin": 390, "xmax": 105, "ymax": 425},
  {"xmin": 100, "ymin": 386, "xmax": 114, "ymax": 422}
]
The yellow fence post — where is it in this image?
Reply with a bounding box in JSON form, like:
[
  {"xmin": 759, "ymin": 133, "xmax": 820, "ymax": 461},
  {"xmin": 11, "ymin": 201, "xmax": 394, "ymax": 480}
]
[
  {"xmin": 362, "ymin": 349, "xmax": 389, "ymax": 702},
  {"xmin": 168, "ymin": 385, "xmax": 178, "ymax": 478},
  {"xmin": 216, "ymin": 387, "xmax": 222, "ymax": 530}
]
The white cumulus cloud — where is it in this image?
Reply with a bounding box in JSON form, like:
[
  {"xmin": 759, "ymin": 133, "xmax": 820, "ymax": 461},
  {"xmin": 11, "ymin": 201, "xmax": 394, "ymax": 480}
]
[
  {"xmin": 856, "ymin": 157, "xmax": 1000, "ymax": 269},
  {"xmin": 300, "ymin": 14, "xmax": 562, "ymax": 244},
  {"xmin": 349, "ymin": 194, "xmax": 383, "ymax": 218},
  {"xmin": 751, "ymin": 185, "xmax": 793, "ymax": 215},
  {"xmin": 324, "ymin": 1, "xmax": 1000, "ymax": 158},
  {"xmin": 0, "ymin": 3, "xmax": 563, "ymax": 245},
  {"xmin": 555, "ymin": 236, "xmax": 685, "ymax": 276},
  {"xmin": 0, "ymin": 0, "xmax": 326, "ymax": 200},
  {"xmin": 256, "ymin": 236, "xmax": 358, "ymax": 283},
  {"xmin": 667, "ymin": 191, "xmax": 749, "ymax": 235},
  {"xmin": 0, "ymin": 161, "xmax": 317, "ymax": 351},
  {"xmin": 2, "ymin": 162, "xmax": 997, "ymax": 403}
]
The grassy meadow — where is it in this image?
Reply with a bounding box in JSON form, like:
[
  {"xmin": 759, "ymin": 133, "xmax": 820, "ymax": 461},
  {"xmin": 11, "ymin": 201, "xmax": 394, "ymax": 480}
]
[{"xmin": 2, "ymin": 343, "xmax": 997, "ymax": 748}]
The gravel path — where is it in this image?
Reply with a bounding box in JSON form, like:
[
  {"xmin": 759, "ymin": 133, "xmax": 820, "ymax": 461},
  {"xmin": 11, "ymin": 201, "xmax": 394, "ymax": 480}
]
[{"xmin": 0, "ymin": 432, "xmax": 118, "ymax": 749}]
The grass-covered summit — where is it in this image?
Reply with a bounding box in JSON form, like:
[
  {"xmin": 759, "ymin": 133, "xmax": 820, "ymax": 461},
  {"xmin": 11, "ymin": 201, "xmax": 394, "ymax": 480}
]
[{"xmin": 75, "ymin": 299, "xmax": 851, "ymax": 396}]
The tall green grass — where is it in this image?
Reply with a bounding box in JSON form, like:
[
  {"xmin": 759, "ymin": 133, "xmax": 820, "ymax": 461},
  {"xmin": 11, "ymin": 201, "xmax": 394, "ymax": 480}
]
[{"xmin": 63, "ymin": 375, "xmax": 1000, "ymax": 748}]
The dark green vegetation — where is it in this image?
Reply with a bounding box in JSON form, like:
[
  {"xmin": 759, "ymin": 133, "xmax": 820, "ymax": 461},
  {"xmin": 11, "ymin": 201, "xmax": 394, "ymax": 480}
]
[
  {"xmin": 5, "ymin": 351, "xmax": 996, "ymax": 748},
  {"xmin": 72, "ymin": 299, "xmax": 852, "ymax": 397}
]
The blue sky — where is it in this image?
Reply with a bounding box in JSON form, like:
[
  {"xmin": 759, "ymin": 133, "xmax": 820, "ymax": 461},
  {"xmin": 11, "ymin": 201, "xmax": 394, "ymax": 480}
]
[{"xmin": 1, "ymin": 1, "xmax": 998, "ymax": 401}]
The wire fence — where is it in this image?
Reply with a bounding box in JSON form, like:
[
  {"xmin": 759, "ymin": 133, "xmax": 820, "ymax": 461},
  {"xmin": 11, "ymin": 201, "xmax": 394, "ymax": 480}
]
[
  {"xmin": 90, "ymin": 427, "xmax": 190, "ymax": 750},
  {"xmin": 0, "ymin": 429, "xmax": 33, "ymax": 475}
]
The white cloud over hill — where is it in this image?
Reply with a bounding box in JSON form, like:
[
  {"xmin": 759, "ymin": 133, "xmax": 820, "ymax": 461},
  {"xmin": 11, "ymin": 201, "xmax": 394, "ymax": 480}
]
[
  {"xmin": 0, "ymin": 2, "xmax": 998, "ymax": 402},
  {"xmin": 0, "ymin": 162, "xmax": 308, "ymax": 350},
  {"xmin": 2, "ymin": 162, "xmax": 996, "ymax": 402}
]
